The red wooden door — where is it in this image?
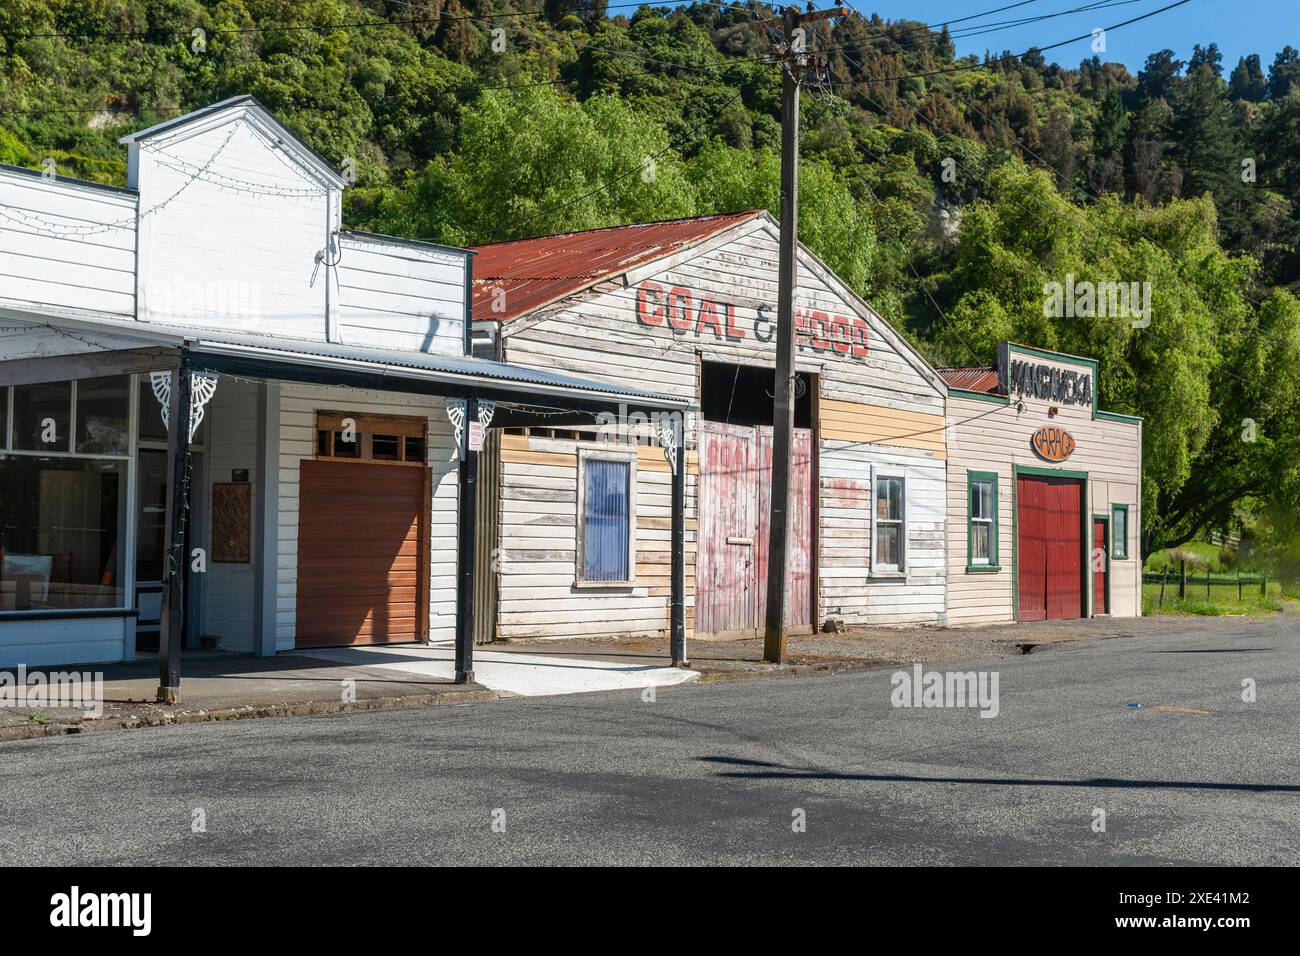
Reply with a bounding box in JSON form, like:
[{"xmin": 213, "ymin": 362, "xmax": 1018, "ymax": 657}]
[
  {"xmin": 697, "ymin": 423, "xmax": 756, "ymax": 635},
  {"xmin": 1093, "ymin": 518, "xmax": 1108, "ymax": 615},
  {"xmin": 697, "ymin": 421, "xmax": 813, "ymax": 635},
  {"xmin": 1017, "ymin": 474, "xmax": 1083, "ymax": 621}
]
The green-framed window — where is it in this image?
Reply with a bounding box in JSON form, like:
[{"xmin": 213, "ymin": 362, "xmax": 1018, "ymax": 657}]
[
  {"xmin": 967, "ymin": 471, "xmax": 999, "ymax": 571},
  {"xmin": 1111, "ymin": 504, "xmax": 1129, "ymax": 559}
]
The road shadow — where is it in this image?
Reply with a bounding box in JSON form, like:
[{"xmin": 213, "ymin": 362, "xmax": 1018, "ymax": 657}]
[{"xmin": 695, "ymin": 755, "xmax": 1300, "ymax": 794}]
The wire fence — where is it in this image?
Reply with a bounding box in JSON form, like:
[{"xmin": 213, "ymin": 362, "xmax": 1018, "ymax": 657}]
[{"xmin": 1142, "ymin": 562, "xmax": 1272, "ymax": 606}]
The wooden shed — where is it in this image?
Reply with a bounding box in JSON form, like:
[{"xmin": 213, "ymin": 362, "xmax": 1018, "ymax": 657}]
[{"xmin": 469, "ymin": 211, "xmax": 951, "ymax": 643}]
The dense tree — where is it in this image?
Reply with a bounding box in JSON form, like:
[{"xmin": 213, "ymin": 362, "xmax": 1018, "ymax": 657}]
[
  {"xmin": 1137, "ymin": 49, "xmax": 1184, "ymax": 101},
  {"xmin": 1228, "ymin": 54, "xmax": 1268, "ymax": 101},
  {"xmin": 1268, "ymin": 46, "xmax": 1300, "ymax": 99},
  {"xmin": 1188, "ymin": 43, "xmax": 1223, "ymax": 78}
]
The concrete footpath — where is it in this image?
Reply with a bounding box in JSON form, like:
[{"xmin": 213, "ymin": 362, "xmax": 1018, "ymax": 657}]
[{"xmin": 1, "ymin": 612, "xmax": 1286, "ymax": 742}]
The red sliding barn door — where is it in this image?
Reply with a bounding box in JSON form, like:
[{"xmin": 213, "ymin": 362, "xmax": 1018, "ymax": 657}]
[
  {"xmin": 1017, "ymin": 473, "xmax": 1084, "ymax": 621},
  {"xmin": 697, "ymin": 421, "xmax": 813, "ymax": 636}
]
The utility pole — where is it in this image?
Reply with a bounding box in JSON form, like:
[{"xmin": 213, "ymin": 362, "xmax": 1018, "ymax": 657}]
[{"xmin": 757, "ymin": 6, "xmax": 843, "ymax": 664}]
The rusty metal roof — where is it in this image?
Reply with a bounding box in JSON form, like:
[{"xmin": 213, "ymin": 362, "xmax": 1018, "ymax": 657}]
[
  {"xmin": 938, "ymin": 366, "xmax": 1002, "ymax": 393},
  {"xmin": 469, "ymin": 210, "xmax": 767, "ymax": 323}
]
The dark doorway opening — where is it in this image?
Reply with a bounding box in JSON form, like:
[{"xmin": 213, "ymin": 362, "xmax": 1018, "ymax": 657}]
[{"xmin": 700, "ymin": 360, "xmax": 813, "ymax": 427}]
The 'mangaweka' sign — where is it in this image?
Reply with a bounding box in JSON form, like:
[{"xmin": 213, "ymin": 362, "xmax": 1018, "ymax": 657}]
[
  {"xmin": 1031, "ymin": 425, "xmax": 1077, "ymax": 462},
  {"xmin": 635, "ymin": 280, "xmax": 870, "ymax": 358},
  {"xmin": 1008, "ymin": 359, "xmax": 1093, "ymax": 407}
]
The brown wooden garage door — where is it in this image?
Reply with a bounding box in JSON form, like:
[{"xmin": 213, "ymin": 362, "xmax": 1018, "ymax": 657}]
[{"xmin": 296, "ymin": 459, "xmax": 429, "ymax": 646}]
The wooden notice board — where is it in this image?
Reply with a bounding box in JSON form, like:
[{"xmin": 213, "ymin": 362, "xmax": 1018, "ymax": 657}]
[{"xmin": 212, "ymin": 482, "xmax": 252, "ymax": 563}]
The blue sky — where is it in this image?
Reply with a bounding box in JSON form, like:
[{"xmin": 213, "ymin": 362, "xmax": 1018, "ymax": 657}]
[
  {"xmin": 654, "ymin": 0, "xmax": 1299, "ymax": 75},
  {"xmin": 844, "ymin": 0, "xmax": 1297, "ymax": 73}
]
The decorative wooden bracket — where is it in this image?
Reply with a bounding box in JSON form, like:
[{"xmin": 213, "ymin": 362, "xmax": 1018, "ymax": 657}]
[
  {"xmin": 657, "ymin": 415, "xmax": 679, "ymax": 475},
  {"xmin": 150, "ymin": 369, "xmax": 218, "ymax": 443},
  {"xmin": 445, "ymin": 398, "xmax": 466, "ymax": 452}
]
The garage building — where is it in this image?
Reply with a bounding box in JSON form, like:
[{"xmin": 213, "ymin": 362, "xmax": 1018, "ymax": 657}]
[{"xmin": 940, "ymin": 343, "xmax": 1143, "ymax": 623}]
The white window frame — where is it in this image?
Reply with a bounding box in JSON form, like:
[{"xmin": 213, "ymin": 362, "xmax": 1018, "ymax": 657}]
[
  {"xmin": 968, "ymin": 473, "xmax": 998, "ymax": 568},
  {"xmin": 870, "ymin": 466, "xmax": 907, "ymax": 576},
  {"xmin": 575, "ymin": 446, "xmax": 637, "ymax": 587}
]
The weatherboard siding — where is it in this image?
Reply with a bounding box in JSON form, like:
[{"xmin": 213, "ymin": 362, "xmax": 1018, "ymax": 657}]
[
  {"xmin": 494, "ymin": 431, "xmax": 699, "ymax": 641},
  {"xmin": 334, "ymin": 234, "xmax": 467, "ymax": 355},
  {"xmin": 497, "ymin": 216, "xmax": 949, "ymax": 632},
  {"xmin": 0, "ymin": 168, "xmax": 137, "ymax": 319},
  {"xmin": 134, "ymin": 116, "xmax": 334, "ymax": 339}
]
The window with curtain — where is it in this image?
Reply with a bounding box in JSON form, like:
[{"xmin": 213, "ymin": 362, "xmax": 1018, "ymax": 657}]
[
  {"xmin": 969, "ymin": 474, "xmax": 997, "ymax": 567},
  {"xmin": 1, "ymin": 376, "xmax": 132, "ymax": 613},
  {"xmin": 874, "ymin": 474, "xmax": 906, "ymax": 572},
  {"xmin": 0, "ymin": 456, "xmax": 127, "ymax": 611},
  {"xmin": 581, "ymin": 455, "xmax": 632, "ymax": 583}
]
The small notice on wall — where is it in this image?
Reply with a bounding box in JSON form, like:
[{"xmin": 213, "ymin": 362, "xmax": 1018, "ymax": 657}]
[{"xmin": 212, "ymin": 482, "xmax": 252, "ymax": 563}]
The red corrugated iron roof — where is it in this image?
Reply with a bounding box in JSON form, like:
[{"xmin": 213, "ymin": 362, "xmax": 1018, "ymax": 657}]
[
  {"xmin": 938, "ymin": 366, "xmax": 1001, "ymax": 393},
  {"xmin": 469, "ymin": 210, "xmax": 767, "ymax": 323}
]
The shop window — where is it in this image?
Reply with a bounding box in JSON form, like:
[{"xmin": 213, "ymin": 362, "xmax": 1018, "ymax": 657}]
[
  {"xmin": 371, "ymin": 434, "xmax": 401, "ymax": 461},
  {"xmin": 0, "ymin": 457, "xmax": 127, "ymax": 611},
  {"xmin": 75, "ymin": 376, "xmax": 131, "ymax": 456},
  {"xmin": 873, "ymin": 473, "xmax": 906, "ymax": 573},
  {"xmin": 967, "ymin": 472, "xmax": 999, "ymax": 570},
  {"xmin": 578, "ymin": 451, "xmax": 635, "ymax": 584},
  {"xmin": 1112, "ymin": 504, "xmax": 1129, "ymax": 559},
  {"xmin": 12, "ymin": 381, "xmax": 71, "ymax": 452}
]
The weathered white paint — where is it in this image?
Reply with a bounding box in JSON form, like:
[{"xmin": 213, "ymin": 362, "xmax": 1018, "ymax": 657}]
[
  {"xmin": 494, "ymin": 215, "xmax": 950, "ymax": 636},
  {"xmin": 495, "ymin": 432, "xmax": 694, "ymax": 641}
]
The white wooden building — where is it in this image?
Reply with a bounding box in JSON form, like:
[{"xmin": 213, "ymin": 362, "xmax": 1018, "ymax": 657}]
[
  {"xmin": 0, "ymin": 97, "xmax": 688, "ymax": 689},
  {"xmin": 469, "ymin": 212, "xmax": 952, "ymax": 643},
  {"xmin": 940, "ymin": 344, "xmax": 1143, "ymax": 623}
]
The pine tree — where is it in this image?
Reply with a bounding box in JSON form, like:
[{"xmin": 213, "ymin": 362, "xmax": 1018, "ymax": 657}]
[
  {"xmin": 1188, "ymin": 43, "xmax": 1224, "ymax": 78},
  {"xmin": 1269, "ymin": 46, "xmax": 1300, "ymax": 100},
  {"xmin": 1229, "ymin": 55, "xmax": 1268, "ymax": 102}
]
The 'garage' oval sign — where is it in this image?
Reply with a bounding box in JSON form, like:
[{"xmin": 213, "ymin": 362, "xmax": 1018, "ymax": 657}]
[{"xmin": 1031, "ymin": 425, "xmax": 1076, "ymax": 462}]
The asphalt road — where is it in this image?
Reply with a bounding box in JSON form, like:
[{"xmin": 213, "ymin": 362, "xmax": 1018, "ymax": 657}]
[{"xmin": 2, "ymin": 615, "xmax": 1297, "ymax": 865}]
